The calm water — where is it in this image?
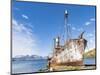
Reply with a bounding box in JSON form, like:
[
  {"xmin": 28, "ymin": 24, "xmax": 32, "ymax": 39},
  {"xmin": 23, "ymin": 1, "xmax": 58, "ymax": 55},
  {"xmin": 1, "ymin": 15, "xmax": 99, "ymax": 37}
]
[
  {"xmin": 83, "ymin": 58, "xmax": 95, "ymax": 65},
  {"xmin": 12, "ymin": 59, "xmax": 48, "ymax": 74},
  {"xmin": 12, "ymin": 58, "xmax": 95, "ymax": 74}
]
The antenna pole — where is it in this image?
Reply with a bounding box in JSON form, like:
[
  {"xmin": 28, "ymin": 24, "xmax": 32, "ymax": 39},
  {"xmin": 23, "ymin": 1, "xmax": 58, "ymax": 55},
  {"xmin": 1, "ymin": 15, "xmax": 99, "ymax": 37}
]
[{"xmin": 64, "ymin": 10, "xmax": 68, "ymax": 43}]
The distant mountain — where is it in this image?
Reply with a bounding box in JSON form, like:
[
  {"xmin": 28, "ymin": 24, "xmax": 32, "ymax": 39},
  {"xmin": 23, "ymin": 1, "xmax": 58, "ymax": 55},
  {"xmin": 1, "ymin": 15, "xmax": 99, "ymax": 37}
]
[
  {"xmin": 12, "ymin": 55, "xmax": 47, "ymax": 61},
  {"xmin": 84, "ymin": 48, "xmax": 96, "ymax": 58}
]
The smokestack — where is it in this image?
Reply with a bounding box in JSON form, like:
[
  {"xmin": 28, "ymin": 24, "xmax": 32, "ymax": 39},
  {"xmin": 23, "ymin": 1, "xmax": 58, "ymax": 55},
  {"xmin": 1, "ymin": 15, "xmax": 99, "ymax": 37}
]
[
  {"xmin": 78, "ymin": 31, "xmax": 85, "ymax": 39},
  {"xmin": 55, "ymin": 36, "xmax": 60, "ymax": 47},
  {"xmin": 54, "ymin": 36, "xmax": 60, "ymax": 48}
]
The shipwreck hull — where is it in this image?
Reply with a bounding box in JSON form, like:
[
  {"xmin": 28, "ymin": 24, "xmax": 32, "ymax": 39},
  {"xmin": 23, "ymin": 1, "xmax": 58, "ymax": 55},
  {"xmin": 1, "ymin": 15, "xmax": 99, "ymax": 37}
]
[
  {"xmin": 50, "ymin": 60, "xmax": 84, "ymax": 66},
  {"xmin": 50, "ymin": 38, "xmax": 87, "ymax": 66}
]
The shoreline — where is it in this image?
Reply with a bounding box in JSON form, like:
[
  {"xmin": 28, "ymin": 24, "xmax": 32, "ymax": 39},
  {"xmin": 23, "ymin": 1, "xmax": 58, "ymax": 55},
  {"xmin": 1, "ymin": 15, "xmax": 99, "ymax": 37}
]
[{"xmin": 12, "ymin": 64, "xmax": 96, "ymax": 75}]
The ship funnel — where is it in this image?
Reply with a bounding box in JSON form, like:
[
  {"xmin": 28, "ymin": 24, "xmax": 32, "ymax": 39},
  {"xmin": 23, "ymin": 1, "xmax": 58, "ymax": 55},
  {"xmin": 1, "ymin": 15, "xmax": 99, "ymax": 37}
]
[
  {"xmin": 78, "ymin": 31, "xmax": 85, "ymax": 39},
  {"xmin": 54, "ymin": 36, "xmax": 60, "ymax": 48}
]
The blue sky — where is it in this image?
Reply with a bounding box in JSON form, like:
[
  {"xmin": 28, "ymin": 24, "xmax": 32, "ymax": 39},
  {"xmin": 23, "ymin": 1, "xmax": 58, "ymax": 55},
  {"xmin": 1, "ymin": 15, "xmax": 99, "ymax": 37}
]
[{"xmin": 12, "ymin": 0, "xmax": 96, "ymax": 57}]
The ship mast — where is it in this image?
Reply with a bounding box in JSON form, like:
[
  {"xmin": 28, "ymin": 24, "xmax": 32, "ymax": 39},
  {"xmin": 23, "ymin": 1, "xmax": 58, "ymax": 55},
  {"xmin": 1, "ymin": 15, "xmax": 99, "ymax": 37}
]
[
  {"xmin": 64, "ymin": 10, "xmax": 71, "ymax": 43},
  {"xmin": 64, "ymin": 10, "xmax": 71, "ymax": 61}
]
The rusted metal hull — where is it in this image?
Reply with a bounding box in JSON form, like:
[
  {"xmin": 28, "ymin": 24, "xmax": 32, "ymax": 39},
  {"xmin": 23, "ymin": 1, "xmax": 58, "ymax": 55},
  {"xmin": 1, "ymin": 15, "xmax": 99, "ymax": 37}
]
[
  {"xmin": 50, "ymin": 60, "xmax": 84, "ymax": 66},
  {"xmin": 50, "ymin": 38, "xmax": 87, "ymax": 67}
]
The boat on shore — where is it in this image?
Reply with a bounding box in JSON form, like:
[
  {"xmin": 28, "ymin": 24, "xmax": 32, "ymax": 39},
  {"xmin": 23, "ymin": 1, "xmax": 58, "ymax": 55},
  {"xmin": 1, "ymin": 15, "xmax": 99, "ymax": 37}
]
[{"xmin": 48, "ymin": 10, "xmax": 87, "ymax": 70}]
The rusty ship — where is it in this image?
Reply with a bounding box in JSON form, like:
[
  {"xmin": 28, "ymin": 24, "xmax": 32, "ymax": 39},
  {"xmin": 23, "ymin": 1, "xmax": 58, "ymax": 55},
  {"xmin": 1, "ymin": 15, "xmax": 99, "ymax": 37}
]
[{"xmin": 48, "ymin": 10, "xmax": 87, "ymax": 70}]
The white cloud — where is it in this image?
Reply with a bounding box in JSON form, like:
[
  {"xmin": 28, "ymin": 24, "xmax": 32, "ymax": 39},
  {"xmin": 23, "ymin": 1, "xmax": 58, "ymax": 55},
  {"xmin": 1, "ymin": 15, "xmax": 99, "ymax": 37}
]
[
  {"xmin": 85, "ymin": 22, "xmax": 91, "ymax": 26},
  {"xmin": 12, "ymin": 20, "xmax": 25, "ymax": 32},
  {"xmin": 12, "ymin": 19, "xmax": 39, "ymax": 57},
  {"xmin": 77, "ymin": 28, "xmax": 83, "ymax": 32},
  {"xmin": 85, "ymin": 33, "xmax": 95, "ymax": 51},
  {"xmin": 72, "ymin": 27, "xmax": 76, "ymax": 30},
  {"xmin": 86, "ymin": 33, "xmax": 93, "ymax": 38},
  {"xmin": 22, "ymin": 14, "xmax": 29, "ymax": 19},
  {"xmin": 14, "ymin": 7, "xmax": 20, "ymax": 11},
  {"xmin": 90, "ymin": 39, "xmax": 93, "ymax": 43},
  {"xmin": 89, "ymin": 37, "xmax": 95, "ymax": 47},
  {"xmin": 85, "ymin": 18, "xmax": 95, "ymax": 26},
  {"xmin": 68, "ymin": 24, "xmax": 71, "ymax": 26},
  {"xmin": 89, "ymin": 33, "xmax": 93, "ymax": 37},
  {"xmin": 90, "ymin": 18, "xmax": 95, "ymax": 21}
]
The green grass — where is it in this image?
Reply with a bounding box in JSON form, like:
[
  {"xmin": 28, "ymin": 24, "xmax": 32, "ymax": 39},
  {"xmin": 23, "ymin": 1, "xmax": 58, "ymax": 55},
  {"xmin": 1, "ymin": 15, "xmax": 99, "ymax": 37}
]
[{"xmin": 84, "ymin": 48, "xmax": 96, "ymax": 58}]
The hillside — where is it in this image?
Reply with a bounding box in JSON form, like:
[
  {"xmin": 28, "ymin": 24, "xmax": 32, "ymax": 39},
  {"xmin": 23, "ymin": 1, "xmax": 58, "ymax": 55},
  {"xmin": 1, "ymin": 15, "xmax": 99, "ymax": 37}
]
[
  {"xmin": 84, "ymin": 48, "xmax": 96, "ymax": 58},
  {"xmin": 12, "ymin": 55, "xmax": 47, "ymax": 61}
]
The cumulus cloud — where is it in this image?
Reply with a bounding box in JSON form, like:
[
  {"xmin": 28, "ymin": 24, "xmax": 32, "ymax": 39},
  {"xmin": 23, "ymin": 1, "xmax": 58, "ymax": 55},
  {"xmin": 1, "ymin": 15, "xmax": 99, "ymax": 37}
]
[
  {"xmin": 90, "ymin": 39, "xmax": 93, "ymax": 43},
  {"xmin": 85, "ymin": 22, "xmax": 91, "ymax": 26},
  {"xmin": 22, "ymin": 14, "xmax": 29, "ymax": 19},
  {"xmin": 85, "ymin": 17, "xmax": 95, "ymax": 26},
  {"xmin": 89, "ymin": 37, "xmax": 95, "ymax": 48},
  {"xmin": 14, "ymin": 7, "xmax": 20, "ymax": 11},
  {"xmin": 90, "ymin": 18, "xmax": 95, "ymax": 21},
  {"xmin": 88, "ymin": 33, "xmax": 93, "ymax": 37},
  {"xmin": 85, "ymin": 32, "xmax": 95, "ymax": 51},
  {"xmin": 12, "ymin": 19, "xmax": 39, "ymax": 57},
  {"xmin": 72, "ymin": 27, "xmax": 76, "ymax": 30},
  {"xmin": 77, "ymin": 28, "xmax": 83, "ymax": 32},
  {"xmin": 85, "ymin": 32, "xmax": 95, "ymax": 39}
]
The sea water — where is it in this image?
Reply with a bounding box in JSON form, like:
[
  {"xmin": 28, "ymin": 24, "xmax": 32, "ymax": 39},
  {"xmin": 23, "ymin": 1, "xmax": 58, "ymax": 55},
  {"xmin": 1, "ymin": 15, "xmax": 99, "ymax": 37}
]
[
  {"xmin": 12, "ymin": 58, "xmax": 95, "ymax": 74},
  {"xmin": 12, "ymin": 59, "xmax": 48, "ymax": 74}
]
